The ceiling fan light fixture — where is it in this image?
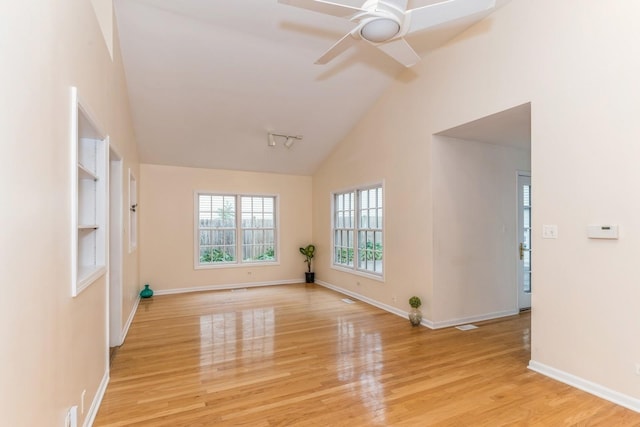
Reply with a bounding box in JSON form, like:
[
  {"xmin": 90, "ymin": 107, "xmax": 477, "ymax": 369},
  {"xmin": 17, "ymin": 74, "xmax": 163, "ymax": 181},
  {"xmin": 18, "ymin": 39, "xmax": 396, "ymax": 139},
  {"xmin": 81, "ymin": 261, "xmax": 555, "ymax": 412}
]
[{"xmin": 360, "ymin": 17, "xmax": 400, "ymax": 43}]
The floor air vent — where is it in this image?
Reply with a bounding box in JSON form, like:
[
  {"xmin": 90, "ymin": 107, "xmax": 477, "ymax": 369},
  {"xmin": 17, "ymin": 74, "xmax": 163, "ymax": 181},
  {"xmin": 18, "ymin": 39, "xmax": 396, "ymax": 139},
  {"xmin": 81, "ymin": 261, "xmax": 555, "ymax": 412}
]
[{"xmin": 456, "ymin": 324, "xmax": 478, "ymax": 331}]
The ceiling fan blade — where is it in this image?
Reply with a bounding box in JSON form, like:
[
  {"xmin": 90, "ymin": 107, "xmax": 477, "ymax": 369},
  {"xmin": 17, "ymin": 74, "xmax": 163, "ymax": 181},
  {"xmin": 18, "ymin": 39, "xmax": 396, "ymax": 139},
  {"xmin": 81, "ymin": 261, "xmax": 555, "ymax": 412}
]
[
  {"xmin": 380, "ymin": 0, "xmax": 409, "ymax": 13},
  {"xmin": 376, "ymin": 37, "xmax": 420, "ymax": 67},
  {"xmin": 406, "ymin": 0, "xmax": 496, "ymax": 33},
  {"xmin": 278, "ymin": 0, "xmax": 365, "ymax": 18},
  {"xmin": 315, "ymin": 31, "xmax": 359, "ymax": 64}
]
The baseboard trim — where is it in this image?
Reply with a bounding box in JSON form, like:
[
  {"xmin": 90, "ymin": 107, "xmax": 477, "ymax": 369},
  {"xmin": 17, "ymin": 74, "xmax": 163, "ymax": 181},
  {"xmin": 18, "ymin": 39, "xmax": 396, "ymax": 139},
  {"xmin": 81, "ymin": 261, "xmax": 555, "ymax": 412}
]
[
  {"xmin": 430, "ymin": 309, "xmax": 519, "ymax": 329},
  {"xmin": 528, "ymin": 360, "xmax": 640, "ymax": 413},
  {"xmin": 84, "ymin": 370, "xmax": 109, "ymax": 427},
  {"xmin": 119, "ymin": 295, "xmax": 140, "ymax": 345},
  {"xmin": 316, "ymin": 280, "xmax": 519, "ymax": 330},
  {"xmin": 153, "ymin": 279, "xmax": 301, "ymax": 296},
  {"xmin": 315, "ymin": 280, "xmax": 436, "ymax": 329}
]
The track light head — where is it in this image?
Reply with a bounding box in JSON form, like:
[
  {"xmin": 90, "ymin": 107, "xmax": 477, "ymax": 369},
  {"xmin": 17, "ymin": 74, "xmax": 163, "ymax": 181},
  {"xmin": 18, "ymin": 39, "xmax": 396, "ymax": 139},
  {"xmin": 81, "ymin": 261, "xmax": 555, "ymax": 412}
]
[{"xmin": 267, "ymin": 131, "xmax": 303, "ymax": 149}]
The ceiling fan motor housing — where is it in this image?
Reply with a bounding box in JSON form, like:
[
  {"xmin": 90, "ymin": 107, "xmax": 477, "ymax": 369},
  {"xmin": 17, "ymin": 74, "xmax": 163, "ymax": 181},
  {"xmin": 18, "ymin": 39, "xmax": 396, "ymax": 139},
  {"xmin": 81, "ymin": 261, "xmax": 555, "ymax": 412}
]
[
  {"xmin": 360, "ymin": 16, "xmax": 401, "ymax": 43},
  {"xmin": 358, "ymin": 0, "xmax": 405, "ymax": 43}
]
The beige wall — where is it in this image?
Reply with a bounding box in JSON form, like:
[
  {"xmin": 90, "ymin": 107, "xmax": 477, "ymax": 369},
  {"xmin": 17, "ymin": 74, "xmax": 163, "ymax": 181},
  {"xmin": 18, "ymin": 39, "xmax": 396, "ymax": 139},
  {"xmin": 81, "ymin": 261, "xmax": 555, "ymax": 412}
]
[
  {"xmin": 0, "ymin": 1, "xmax": 139, "ymax": 425},
  {"xmin": 139, "ymin": 164, "xmax": 312, "ymax": 291},
  {"xmin": 432, "ymin": 136, "xmax": 530, "ymax": 324},
  {"xmin": 313, "ymin": 0, "xmax": 640, "ymax": 403}
]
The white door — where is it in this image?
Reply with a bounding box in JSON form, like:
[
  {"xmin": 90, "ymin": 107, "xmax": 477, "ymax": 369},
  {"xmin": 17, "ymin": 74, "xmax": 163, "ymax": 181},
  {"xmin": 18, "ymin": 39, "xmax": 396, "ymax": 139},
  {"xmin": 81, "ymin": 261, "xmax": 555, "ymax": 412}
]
[{"xmin": 517, "ymin": 173, "xmax": 532, "ymax": 310}]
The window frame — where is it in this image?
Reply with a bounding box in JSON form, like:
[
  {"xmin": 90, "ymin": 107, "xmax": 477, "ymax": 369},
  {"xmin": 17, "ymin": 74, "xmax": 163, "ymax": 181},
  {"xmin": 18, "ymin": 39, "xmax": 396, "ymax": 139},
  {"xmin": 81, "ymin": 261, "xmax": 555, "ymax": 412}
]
[
  {"xmin": 331, "ymin": 182, "xmax": 384, "ymax": 281},
  {"xmin": 194, "ymin": 192, "xmax": 280, "ymax": 269}
]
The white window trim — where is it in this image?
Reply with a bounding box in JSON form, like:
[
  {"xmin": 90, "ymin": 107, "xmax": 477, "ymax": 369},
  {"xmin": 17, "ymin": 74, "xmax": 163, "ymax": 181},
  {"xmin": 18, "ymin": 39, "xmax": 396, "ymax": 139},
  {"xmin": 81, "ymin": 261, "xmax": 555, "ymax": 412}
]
[
  {"xmin": 330, "ymin": 181, "xmax": 385, "ymax": 282},
  {"xmin": 194, "ymin": 191, "xmax": 281, "ymax": 270}
]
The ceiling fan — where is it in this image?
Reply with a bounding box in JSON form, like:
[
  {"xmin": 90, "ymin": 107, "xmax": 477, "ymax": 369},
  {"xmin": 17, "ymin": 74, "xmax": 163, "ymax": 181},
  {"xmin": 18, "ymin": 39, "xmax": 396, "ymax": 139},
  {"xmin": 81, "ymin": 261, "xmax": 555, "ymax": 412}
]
[{"xmin": 278, "ymin": 0, "xmax": 496, "ymax": 67}]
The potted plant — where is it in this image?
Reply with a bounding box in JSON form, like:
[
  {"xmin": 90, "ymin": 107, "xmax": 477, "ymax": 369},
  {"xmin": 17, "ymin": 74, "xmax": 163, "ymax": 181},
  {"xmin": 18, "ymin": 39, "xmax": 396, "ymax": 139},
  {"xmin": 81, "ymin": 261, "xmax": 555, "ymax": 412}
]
[
  {"xmin": 299, "ymin": 244, "xmax": 315, "ymax": 283},
  {"xmin": 408, "ymin": 296, "xmax": 422, "ymax": 326}
]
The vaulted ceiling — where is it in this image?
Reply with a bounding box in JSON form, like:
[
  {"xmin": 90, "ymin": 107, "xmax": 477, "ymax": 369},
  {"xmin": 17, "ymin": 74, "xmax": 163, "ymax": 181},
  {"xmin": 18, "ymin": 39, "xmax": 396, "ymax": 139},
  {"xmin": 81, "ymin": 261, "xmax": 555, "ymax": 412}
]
[{"xmin": 114, "ymin": 0, "xmax": 512, "ymax": 175}]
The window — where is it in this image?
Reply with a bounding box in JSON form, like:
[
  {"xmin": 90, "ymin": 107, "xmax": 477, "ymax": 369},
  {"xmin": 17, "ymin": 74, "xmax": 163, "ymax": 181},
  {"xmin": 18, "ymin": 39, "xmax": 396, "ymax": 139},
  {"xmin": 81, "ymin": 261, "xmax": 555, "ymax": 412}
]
[
  {"xmin": 196, "ymin": 193, "xmax": 277, "ymax": 267},
  {"xmin": 332, "ymin": 184, "xmax": 383, "ymax": 277}
]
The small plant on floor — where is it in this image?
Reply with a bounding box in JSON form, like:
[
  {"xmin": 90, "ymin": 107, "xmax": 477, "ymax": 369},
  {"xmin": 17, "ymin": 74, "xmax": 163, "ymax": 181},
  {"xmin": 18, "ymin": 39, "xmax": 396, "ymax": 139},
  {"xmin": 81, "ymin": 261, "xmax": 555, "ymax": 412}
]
[
  {"xmin": 299, "ymin": 244, "xmax": 316, "ymax": 283},
  {"xmin": 408, "ymin": 296, "xmax": 422, "ymax": 326}
]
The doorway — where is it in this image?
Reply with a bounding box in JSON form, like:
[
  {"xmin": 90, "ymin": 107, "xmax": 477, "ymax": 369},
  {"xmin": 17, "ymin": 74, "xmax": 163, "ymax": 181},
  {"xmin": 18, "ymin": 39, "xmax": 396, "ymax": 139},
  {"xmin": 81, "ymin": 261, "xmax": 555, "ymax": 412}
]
[
  {"xmin": 517, "ymin": 172, "xmax": 531, "ymax": 310},
  {"xmin": 108, "ymin": 146, "xmax": 123, "ymax": 347}
]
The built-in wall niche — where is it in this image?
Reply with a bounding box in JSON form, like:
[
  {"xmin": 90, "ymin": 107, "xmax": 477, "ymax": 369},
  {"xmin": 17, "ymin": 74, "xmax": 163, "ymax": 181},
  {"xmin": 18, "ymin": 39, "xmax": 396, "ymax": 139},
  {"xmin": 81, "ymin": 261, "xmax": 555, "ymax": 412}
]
[{"xmin": 71, "ymin": 87, "xmax": 108, "ymax": 297}]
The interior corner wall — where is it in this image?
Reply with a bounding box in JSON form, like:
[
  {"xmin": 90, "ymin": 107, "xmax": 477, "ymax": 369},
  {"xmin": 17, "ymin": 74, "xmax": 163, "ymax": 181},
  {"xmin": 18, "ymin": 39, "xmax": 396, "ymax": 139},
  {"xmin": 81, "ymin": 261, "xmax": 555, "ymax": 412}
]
[
  {"xmin": 139, "ymin": 164, "xmax": 312, "ymax": 292},
  {"xmin": 431, "ymin": 136, "xmax": 530, "ymax": 325},
  {"xmin": 0, "ymin": 1, "xmax": 140, "ymax": 425},
  {"xmin": 312, "ymin": 0, "xmax": 640, "ymax": 404}
]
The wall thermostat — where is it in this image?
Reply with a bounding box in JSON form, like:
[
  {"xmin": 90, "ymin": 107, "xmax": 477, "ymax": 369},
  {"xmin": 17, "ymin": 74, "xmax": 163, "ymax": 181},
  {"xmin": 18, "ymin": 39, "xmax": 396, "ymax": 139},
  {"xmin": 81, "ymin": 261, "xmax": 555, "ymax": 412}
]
[{"xmin": 587, "ymin": 225, "xmax": 618, "ymax": 239}]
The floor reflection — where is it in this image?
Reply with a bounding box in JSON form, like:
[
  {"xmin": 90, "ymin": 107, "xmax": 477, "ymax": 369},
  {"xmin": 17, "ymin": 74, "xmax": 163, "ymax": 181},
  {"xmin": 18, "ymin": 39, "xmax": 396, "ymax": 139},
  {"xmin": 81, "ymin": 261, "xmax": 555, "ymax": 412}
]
[
  {"xmin": 337, "ymin": 317, "xmax": 386, "ymax": 424},
  {"xmin": 199, "ymin": 308, "xmax": 275, "ymax": 366}
]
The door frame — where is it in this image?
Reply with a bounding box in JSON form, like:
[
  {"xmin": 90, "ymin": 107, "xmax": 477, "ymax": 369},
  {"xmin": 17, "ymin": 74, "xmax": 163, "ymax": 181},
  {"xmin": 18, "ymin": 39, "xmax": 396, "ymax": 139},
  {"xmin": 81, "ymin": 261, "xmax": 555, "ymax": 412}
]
[
  {"xmin": 108, "ymin": 144, "xmax": 124, "ymax": 347},
  {"xmin": 517, "ymin": 171, "xmax": 532, "ymax": 310}
]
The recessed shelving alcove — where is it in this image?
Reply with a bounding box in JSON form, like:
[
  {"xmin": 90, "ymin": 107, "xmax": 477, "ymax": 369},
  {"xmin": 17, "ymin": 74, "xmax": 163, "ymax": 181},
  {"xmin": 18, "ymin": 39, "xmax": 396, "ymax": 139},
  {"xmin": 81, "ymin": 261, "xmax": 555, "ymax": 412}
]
[{"xmin": 71, "ymin": 87, "xmax": 107, "ymax": 296}]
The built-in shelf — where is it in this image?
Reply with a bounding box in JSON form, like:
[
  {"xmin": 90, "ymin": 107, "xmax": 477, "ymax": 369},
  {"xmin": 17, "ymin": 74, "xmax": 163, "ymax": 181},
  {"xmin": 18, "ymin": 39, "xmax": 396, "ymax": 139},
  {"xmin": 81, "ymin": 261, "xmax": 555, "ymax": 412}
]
[
  {"xmin": 78, "ymin": 163, "xmax": 98, "ymax": 181},
  {"xmin": 71, "ymin": 87, "xmax": 107, "ymax": 297},
  {"xmin": 78, "ymin": 224, "xmax": 99, "ymax": 230}
]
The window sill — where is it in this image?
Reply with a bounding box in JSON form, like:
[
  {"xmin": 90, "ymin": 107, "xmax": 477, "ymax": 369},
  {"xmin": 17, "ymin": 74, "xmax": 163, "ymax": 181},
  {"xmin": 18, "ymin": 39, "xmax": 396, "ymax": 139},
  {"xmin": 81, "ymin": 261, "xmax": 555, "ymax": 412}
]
[
  {"xmin": 330, "ymin": 264, "xmax": 385, "ymax": 282},
  {"xmin": 195, "ymin": 261, "xmax": 281, "ymax": 270}
]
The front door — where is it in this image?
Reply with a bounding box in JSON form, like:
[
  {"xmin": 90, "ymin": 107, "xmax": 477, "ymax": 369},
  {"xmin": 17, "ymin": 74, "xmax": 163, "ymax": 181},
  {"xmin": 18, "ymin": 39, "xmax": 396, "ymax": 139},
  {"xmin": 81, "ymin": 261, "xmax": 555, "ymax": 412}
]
[{"xmin": 517, "ymin": 173, "xmax": 532, "ymax": 310}]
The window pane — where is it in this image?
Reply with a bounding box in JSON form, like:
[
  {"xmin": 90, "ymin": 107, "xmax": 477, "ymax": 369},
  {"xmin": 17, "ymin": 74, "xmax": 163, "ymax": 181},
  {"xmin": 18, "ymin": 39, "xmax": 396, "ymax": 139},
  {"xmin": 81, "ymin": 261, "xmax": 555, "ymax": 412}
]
[
  {"xmin": 332, "ymin": 187, "xmax": 382, "ymax": 274},
  {"xmin": 198, "ymin": 194, "xmax": 276, "ymax": 266},
  {"xmin": 239, "ymin": 195, "xmax": 276, "ymax": 263}
]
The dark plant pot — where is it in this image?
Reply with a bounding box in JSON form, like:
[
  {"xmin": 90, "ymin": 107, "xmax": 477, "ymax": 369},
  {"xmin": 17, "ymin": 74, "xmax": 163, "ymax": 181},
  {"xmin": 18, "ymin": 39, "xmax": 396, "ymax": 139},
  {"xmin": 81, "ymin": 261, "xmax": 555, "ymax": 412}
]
[{"xmin": 305, "ymin": 272, "xmax": 315, "ymax": 283}]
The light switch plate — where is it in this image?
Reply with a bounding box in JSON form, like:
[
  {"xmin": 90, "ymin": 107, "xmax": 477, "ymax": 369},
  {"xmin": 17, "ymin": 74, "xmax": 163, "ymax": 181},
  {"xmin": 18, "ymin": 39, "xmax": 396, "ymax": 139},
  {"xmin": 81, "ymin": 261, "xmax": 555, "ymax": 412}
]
[{"xmin": 542, "ymin": 224, "xmax": 558, "ymax": 239}]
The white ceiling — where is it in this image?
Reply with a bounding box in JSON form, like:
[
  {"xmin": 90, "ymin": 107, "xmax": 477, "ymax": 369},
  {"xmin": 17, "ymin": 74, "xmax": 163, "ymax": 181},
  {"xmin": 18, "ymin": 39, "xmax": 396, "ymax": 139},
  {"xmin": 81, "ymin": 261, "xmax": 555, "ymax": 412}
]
[
  {"xmin": 114, "ymin": 0, "xmax": 513, "ymax": 175},
  {"xmin": 437, "ymin": 102, "xmax": 531, "ymax": 151}
]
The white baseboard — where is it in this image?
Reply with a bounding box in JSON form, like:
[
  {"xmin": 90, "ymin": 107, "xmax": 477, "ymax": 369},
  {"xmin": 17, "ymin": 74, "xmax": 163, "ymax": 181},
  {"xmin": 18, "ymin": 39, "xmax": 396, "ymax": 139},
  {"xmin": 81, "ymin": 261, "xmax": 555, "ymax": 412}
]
[
  {"xmin": 430, "ymin": 309, "xmax": 519, "ymax": 329},
  {"xmin": 119, "ymin": 295, "xmax": 140, "ymax": 345},
  {"xmin": 316, "ymin": 280, "xmax": 436, "ymax": 329},
  {"xmin": 528, "ymin": 360, "xmax": 640, "ymax": 413},
  {"xmin": 84, "ymin": 370, "xmax": 109, "ymax": 427},
  {"xmin": 316, "ymin": 280, "xmax": 518, "ymax": 330},
  {"xmin": 153, "ymin": 279, "xmax": 301, "ymax": 296}
]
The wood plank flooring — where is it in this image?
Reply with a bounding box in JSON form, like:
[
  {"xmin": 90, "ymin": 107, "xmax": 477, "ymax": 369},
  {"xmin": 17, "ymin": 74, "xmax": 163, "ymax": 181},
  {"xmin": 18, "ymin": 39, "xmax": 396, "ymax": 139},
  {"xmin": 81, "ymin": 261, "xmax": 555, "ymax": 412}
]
[{"xmin": 94, "ymin": 284, "xmax": 640, "ymax": 426}]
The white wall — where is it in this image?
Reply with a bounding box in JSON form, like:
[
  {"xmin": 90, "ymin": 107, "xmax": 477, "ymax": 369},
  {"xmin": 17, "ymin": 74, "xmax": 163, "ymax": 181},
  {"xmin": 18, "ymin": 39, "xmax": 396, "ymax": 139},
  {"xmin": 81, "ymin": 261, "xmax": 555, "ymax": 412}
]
[
  {"xmin": 139, "ymin": 164, "xmax": 313, "ymax": 292},
  {"xmin": 0, "ymin": 1, "xmax": 139, "ymax": 425},
  {"xmin": 432, "ymin": 136, "xmax": 530, "ymax": 325},
  {"xmin": 313, "ymin": 0, "xmax": 640, "ymax": 404}
]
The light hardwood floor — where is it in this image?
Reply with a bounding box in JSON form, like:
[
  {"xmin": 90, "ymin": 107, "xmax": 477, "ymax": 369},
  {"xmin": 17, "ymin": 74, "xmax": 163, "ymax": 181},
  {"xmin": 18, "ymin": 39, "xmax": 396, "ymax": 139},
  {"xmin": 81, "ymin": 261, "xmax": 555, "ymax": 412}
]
[{"xmin": 95, "ymin": 284, "xmax": 640, "ymax": 426}]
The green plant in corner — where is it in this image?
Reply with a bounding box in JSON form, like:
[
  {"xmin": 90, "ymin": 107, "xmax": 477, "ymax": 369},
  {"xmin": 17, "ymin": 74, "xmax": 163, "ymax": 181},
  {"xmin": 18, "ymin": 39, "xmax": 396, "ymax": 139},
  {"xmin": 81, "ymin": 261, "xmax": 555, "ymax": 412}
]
[
  {"xmin": 299, "ymin": 244, "xmax": 315, "ymax": 273},
  {"xmin": 408, "ymin": 296, "xmax": 422, "ymax": 326},
  {"xmin": 409, "ymin": 296, "xmax": 422, "ymax": 308},
  {"xmin": 299, "ymin": 244, "xmax": 316, "ymax": 283}
]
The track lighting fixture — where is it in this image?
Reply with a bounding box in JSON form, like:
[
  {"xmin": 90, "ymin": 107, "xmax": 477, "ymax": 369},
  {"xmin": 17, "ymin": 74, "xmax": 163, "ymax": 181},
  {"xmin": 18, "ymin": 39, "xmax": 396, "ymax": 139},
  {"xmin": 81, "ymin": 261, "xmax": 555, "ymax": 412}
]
[{"xmin": 267, "ymin": 132, "xmax": 303, "ymax": 149}]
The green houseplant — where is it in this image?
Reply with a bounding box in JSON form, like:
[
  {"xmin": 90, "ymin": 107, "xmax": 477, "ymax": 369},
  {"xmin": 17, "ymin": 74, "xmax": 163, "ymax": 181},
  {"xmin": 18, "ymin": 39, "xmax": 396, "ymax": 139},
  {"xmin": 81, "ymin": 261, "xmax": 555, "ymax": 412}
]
[
  {"xmin": 408, "ymin": 296, "xmax": 422, "ymax": 326},
  {"xmin": 299, "ymin": 244, "xmax": 316, "ymax": 283}
]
